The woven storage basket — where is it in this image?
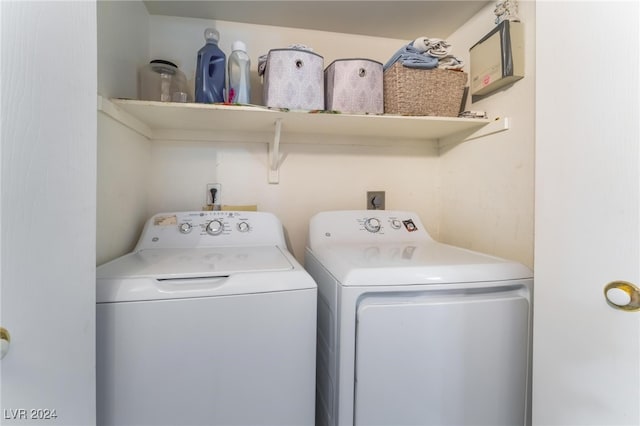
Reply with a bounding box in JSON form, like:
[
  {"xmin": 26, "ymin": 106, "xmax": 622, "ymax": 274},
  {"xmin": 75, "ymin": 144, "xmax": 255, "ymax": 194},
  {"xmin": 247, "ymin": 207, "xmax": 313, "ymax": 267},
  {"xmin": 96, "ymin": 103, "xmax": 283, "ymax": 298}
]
[{"xmin": 383, "ymin": 62, "xmax": 468, "ymax": 117}]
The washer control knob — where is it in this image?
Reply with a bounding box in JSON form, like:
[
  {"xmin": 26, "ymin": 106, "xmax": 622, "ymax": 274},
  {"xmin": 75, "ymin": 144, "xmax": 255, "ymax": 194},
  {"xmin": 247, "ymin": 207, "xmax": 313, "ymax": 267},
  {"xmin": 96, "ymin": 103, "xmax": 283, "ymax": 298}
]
[
  {"xmin": 179, "ymin": 222, "xmax": 192, "ymax": 234},
  {"xmin": 237, "ymin": 221, "xmax": 250, "ymax": 233},
  {"xmin": 364, "ymin": 218, "xmax": 381, "ymax": 233},
  {"xmin": 206, "ymin": 219, "xmax": 224, "ymax": 236},
  {"xmin": 390, "ymin": 219, "xmax": 402, "ymax": 230}
]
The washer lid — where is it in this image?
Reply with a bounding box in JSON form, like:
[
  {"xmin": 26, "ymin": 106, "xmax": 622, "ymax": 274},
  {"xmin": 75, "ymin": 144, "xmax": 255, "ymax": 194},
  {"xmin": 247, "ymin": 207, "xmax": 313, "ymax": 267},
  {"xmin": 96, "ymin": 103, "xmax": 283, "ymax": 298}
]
[
  {"xmin": 308, "ymin": 241, "xmax": 532, "ymax": 286},
  {"xmin": 96, "ymin": 246, "xmax": 317, "ymax": 303},
  {"xmin": 98, "ymin": 246, "xmax": 294, "ymax": 279},
  {"xmin": 96, "ymin": 246, "xmax": 316, "ymax": 303}
]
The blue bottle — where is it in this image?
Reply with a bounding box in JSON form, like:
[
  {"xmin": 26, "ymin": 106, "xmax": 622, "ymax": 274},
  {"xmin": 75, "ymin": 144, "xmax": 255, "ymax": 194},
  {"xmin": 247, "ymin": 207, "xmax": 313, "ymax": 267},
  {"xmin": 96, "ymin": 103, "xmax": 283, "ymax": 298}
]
[{"xmin": 195, "ymin": 28, "xmax": 226, "ymax": 103}]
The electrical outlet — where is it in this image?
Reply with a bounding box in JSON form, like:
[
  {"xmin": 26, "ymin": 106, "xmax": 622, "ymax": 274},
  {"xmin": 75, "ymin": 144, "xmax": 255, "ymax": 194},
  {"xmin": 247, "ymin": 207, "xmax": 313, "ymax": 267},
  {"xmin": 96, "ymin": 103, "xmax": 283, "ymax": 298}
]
[
  {"xmin": 206, "ymin": 183, "xmax": 222, "ymax": 205},
  {"xmin": 367, "ymin": 191, "xmax": 385, "ymax": 210}
]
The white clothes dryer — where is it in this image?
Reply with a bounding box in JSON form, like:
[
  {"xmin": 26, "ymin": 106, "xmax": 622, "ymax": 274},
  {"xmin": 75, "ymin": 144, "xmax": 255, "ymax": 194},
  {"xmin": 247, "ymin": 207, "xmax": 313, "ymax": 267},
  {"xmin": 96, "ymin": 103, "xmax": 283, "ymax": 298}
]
[
  {"xmin": 97, "ymin": 211, "xmax": 316, "ymax": 426},
  {"xmin": 305, "ymin": 210, "xmax": 533, "ymax": 426}
]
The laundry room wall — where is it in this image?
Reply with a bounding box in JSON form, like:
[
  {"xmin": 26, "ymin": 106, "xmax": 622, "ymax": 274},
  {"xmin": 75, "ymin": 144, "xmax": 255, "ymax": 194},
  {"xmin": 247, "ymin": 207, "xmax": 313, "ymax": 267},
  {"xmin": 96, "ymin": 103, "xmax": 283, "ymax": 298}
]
[
  {"xmin": 97, "ymin": 0, "xmax": 152, "ymax": 264},
  {"xmin": 96, "ymin": 8, "xmax": 441, "ymax": 264},
  {"xmin": 96, "ymin": 1, "xmax": 535, "ymax": 268},
  {"xmin": 439, "ymin": 1, "xmax": 535, "ymax": 268},
  {"xmin": 144, "ymin": 16, "xmax": 442, "ymax": 262}
]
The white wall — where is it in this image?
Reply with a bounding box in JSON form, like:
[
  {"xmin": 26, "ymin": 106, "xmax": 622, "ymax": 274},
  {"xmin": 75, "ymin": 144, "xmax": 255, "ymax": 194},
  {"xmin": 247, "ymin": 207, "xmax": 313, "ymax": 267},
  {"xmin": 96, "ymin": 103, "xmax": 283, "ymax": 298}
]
[
  {"xmin": 97, "ymin": 0, "xmax": 149, "ymax": 100},
  {"xmin": 148, "ymin": 15, "xmax": 407, "ymax": 105},
  {"xmin": 98, "ymin": 16, "xmax": 438, "ymax": 263},
  {"xmin": 97, "ymin": 116, "xmax": 152, "ymax": 264},
  {"xmin": 97, "ymin": 3, "xmax": 535, "ymax": 267},
  {"xmin": 440, "ymin": 1, "xmax": 535, "ymax": 268},
  {"xmin": 148, "ymin": 140, "xmax": 439, "ymax": 259},
  {"xmin": 97, "ymin": 0, "xmax": 151, "ymax": 264}
]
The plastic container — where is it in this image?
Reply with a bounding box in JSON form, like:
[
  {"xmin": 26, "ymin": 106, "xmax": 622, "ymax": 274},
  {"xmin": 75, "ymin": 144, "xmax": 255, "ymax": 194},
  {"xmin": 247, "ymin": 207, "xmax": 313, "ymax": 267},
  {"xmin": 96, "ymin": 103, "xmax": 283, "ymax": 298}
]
[
  {"xmin": 195, "ymin": 28, "xmax": 226, "ymax": 103},
  {"xmin": 139, "ymin": 60, "xmax": 189, "ymax": 102},
  {"xmin": 227, "ymin": 41, "xmax": 251, "ymax": 104}
]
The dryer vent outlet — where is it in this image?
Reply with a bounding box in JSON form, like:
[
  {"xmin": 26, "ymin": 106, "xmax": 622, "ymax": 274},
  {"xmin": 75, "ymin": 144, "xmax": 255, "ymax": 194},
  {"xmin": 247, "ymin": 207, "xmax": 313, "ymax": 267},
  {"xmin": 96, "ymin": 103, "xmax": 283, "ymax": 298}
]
[{"xmin": 367, "ymin": 191, "xmax": 385, "ymax": 210}]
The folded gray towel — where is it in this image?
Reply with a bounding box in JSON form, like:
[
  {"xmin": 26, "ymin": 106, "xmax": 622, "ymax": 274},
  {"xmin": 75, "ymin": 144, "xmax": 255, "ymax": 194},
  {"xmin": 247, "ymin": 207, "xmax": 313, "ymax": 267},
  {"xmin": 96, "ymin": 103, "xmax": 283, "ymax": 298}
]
[
  {"xmin": 383, "ymin": 42, "xmax": 439, "ymax": 71},
  {"xmin": 412, "ymin": 37, "xmax": 451, "ymax": 58},
  {"xmin": 438, "ymin": 55, "xmax": 464, "ymax": 70}
]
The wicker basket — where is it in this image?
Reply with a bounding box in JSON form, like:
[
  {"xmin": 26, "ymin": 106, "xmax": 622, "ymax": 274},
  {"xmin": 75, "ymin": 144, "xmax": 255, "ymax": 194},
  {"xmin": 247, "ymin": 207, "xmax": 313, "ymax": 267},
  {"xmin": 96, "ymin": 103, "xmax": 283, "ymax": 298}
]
[{"xmin": 383, "ymin": 62, "xmax": 468, "ymax": 117}]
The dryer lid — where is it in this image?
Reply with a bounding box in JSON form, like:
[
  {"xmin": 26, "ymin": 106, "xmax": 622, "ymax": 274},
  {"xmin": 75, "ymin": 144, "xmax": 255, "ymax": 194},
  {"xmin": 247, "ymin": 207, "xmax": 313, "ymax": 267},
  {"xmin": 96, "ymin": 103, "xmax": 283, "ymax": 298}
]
[{"xmin": 307, "ymin": 241, "xmax": 532, "ymax": 286}]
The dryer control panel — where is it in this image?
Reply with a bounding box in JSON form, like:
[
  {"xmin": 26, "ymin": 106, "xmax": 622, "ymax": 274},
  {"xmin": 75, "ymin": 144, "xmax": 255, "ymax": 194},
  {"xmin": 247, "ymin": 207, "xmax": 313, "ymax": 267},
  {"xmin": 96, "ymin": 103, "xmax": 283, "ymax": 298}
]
[
  {"xmin": 309, "ymin": 210, "xmax": 433, "ymax": 247},
  {"xmin": 134, "ymin": 211, "xmax": 287, "ymax": 250}
]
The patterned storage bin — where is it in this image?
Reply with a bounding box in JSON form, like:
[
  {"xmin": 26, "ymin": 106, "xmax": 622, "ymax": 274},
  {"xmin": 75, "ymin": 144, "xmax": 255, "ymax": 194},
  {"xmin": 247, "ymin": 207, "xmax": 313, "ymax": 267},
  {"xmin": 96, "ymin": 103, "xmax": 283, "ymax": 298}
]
[
  {"xmin": 262, "ymin": 48, "xmax": 324, "ymax": 111},
  {"xmin": 325, "ymin": 59, "xmax": 383, "ymax": 114}
]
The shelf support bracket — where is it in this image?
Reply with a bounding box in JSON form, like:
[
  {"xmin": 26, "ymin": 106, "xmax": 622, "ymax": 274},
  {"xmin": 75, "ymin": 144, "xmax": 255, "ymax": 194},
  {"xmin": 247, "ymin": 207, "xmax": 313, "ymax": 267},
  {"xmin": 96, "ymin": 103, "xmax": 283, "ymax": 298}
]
[
  {"xmin": 438, "ymin": 116, "xmax": 510, "ymax": 149},
  {"xmin": 268, "ymin": 118, "xmax": 283, "ymax": 184}
]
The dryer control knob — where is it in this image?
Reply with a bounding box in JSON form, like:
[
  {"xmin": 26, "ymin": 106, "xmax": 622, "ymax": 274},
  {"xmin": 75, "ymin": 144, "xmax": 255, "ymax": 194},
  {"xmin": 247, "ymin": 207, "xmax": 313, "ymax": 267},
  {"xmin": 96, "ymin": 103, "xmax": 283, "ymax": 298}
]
[
  {"xmin": 390, "ymin": 219, "xmax": 402, "ymax": 230},
  {"xmin": 364, "ymin": 218, "xmax": 381, "ymax": 233},
  {"xmin": 237, "ymin": 221, "xmax": 250, "ymax": 233},
  {"xmin": 206, "ymin": 219, "xmax": 224, "ymax": 236}
]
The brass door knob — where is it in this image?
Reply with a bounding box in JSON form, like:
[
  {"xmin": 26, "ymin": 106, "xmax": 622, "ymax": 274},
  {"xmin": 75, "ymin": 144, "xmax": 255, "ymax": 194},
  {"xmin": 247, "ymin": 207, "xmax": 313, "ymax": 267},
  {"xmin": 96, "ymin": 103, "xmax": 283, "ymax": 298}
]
[
  {"xmin": 604, "ymin": 281, "xmax": 640, "ymax": 311},
  {"xmin": 0, "ymin": 327, "xmax": 10, "ymax": 360}
]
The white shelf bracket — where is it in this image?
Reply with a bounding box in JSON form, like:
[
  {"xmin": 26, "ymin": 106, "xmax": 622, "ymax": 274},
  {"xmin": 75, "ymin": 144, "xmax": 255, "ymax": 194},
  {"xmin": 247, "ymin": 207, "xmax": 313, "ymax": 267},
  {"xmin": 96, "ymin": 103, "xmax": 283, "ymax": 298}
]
[
  {"xmin": 463, "ymin": 116, "xmax": 510, "ymax": 142},
  {"xmin": 268, "ymin": 118, "xmax": 283, "ymax": 184},
  {"xmin": 439, "ymin": 116, "xmax": 510, "ymax": 149}
]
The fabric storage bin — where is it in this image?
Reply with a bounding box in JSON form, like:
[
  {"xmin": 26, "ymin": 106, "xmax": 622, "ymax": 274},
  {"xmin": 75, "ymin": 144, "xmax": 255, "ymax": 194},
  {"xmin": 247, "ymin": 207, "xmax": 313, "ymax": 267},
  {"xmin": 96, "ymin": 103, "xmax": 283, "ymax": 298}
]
[
  {"xmin": 262, "ymin": 48, "xmax": 324, "ymax": 110},
  {"xmin": 383, "ymin": 62, "xmax": 468, "ymax": 116},
  {"xmin": 325, "ymin": 59, "xmax": 383, "ymax": 114}
]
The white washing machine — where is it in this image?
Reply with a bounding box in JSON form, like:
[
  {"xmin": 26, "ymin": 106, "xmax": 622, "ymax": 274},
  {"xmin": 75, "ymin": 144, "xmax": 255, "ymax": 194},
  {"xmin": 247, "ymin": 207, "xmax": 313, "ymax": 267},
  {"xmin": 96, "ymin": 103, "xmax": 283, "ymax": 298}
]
[
  {"xmin": 304, "ymin": 210, "xmax": 533, "ymax": 426},
  {"xmin": 96, "ymin": 211, "xmax": 316, "ymax": 426}
]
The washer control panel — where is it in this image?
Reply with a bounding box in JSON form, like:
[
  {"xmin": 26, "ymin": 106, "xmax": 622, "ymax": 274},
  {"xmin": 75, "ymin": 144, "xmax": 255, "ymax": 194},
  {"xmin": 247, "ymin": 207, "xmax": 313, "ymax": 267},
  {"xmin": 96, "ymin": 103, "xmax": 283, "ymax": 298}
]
[{"xmin": 135, "ymin": 211, "xmax": 285, "ymax": 250}]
